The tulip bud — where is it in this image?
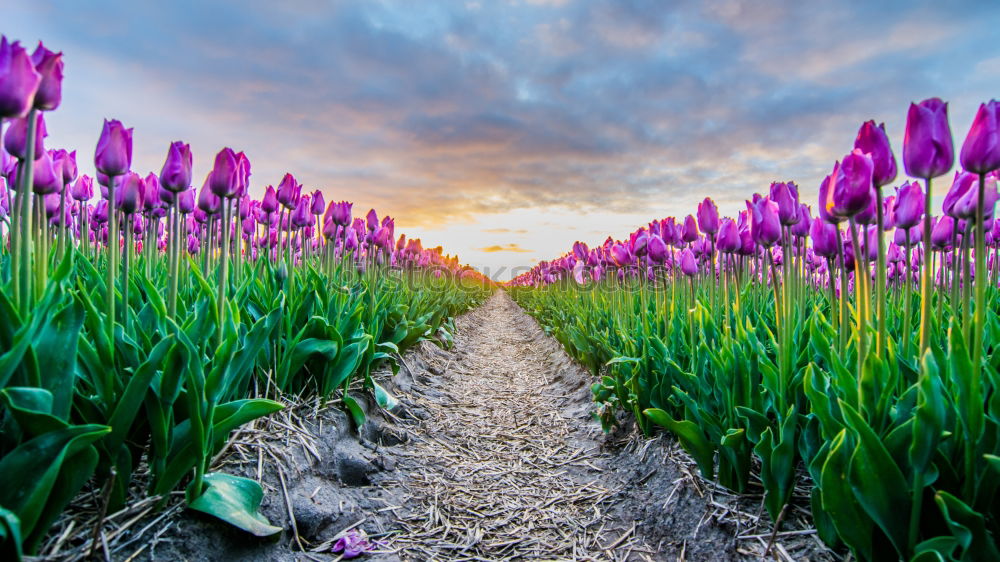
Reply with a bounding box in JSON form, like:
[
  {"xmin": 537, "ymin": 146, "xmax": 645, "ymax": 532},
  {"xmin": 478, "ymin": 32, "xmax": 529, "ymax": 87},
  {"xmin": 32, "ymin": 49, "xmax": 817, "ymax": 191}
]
[
  {"xmin": 960, "ymin": 100, "xmax": 1000, "ymax": 174},
  {"xmin": 681, "ymin": 215, "xmax": 698, "ymax": 243},
  {"xmin": 70, "ymin": 175, "xmax": 94, "ymax": 202},
  {"xmin": 751, "ymin": 197, "xmax": 781, "ymax": 247},
  {"xmin": 854, "ymin": 121, "xmax": 897, "ymax": 187},
  {"xmin": 830, "ymin": 149, "xmax": 874, "ymax": 218},
  {"xmin": 769, "ymin": 182, "xmax": 800, "ymax": 225},
  {"xmin": 4, "ymin": 111, "xmax": 47, "ymax": 160},
  {"xmin": 943, "ymin": 171, "xmax": 977, "ymax": 218},
  {"xmin": 160, "ymin": 141, "xmax": 193, "ymax": 192},
  {"xmin": 178, "ymin": 189, "xmax": 196, "ymax": 214},
  {"xmin": 697, "ymin": 197, "xmax": 719, "ymax": 234},
  {"xmin": 118, "ymin": 172, "xmax": 144, "ymax": 214},
  {"xmin": 32, "ymin": 150, "xmax": 61, "ymax": 195},
  {"xmin": 931, "ymin": 216, "xmax": 954, "ymax": 249},
  {"xmin": 892, "ymin": 181, "xmax": 924, "ymax": 229},
  {"xmin": 903, "ymin": 98, "xmax": 954, "ymax": 179},
  {"xmin": 29, "ymin": 42, "xmax": 63, "ymax": 111},
  {"xmin": 0, "ymin": 37, "xmax": 42, "ymax": 118},
  {"xmin": 952, "ymin": 173, "xmax": 999, "ymax": 221},
  {"xmin": 810, "ymin": 218, "xmax": 838, "ymax": 258},
  {"xmin": 197, "ymin": 175, "xmax": 220, "ymax": 214},
  {"xmin": 276, "ymin": 173, "xmax": 299, "ymax": 209},
  {"xmin": 95, "ymin": 119, "xmax": 133, "ymax": 177},
  {"xmin": 310, "ymin": 190, "xmax": 325, "ymax": 215},
  {"xmin": 791, "ymin": 204, "xmax": 811, "ymax": 237},
  {"xmin": 717, "ymin": 218, "xmax": 740, "ymax": 253},
  {"xmin": 209, "ymin": 147, "xmax": 240, "ymax": 198},
  {"xmin": 143, "ymin": 173, "xmax": 161, "ymax": 211},
  {"xmin": 679, "ymin": 248, "xmax": 698, "ymax": 276}
]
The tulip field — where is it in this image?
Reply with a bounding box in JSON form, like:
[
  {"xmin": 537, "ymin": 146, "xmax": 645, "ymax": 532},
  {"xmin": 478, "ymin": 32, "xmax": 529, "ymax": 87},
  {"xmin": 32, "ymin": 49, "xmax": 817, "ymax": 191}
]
[
  {"xmin": 4, "ymin": 25, "xmax": 1000, "ymax": 562},
  {"xmin": 511, "ymin": 101, "xmax": 1000, "ymax": 560},
  {"xmin": 0, "ymin": 36, "xmax": 491, "ymax": 559}
]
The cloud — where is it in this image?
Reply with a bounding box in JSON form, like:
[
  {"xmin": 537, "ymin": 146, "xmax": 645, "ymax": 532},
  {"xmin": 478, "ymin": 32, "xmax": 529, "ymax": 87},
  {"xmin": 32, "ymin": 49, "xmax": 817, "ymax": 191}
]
[
  {"xmin": 478, "ymin": 243, "xmax": 534, "ymax": 253},
  {"xmin": 7, "ymin": 0, "xmax": 1000, "ymax": 276}
]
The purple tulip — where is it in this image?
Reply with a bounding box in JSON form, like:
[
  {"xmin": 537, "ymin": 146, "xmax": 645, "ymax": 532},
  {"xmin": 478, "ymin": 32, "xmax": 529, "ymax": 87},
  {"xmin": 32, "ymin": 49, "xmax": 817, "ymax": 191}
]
[
  {"xmin": 235, "ymin": 151, "xmax": 251, "ymax": 197},
  {"xmin": 95, "ymin": 119, "xmax": 133, "ymax": 177},
  {"xmin": 4, "ymin": 111, "xmax": 46, "ymax": 160},
  {"xmin": 32, "ymin": 150, "xmax": 61, "ymax": 195},
  {"xmin": 366, "ymin": 209, "xmax": 379, "ymax": 232},
  {"xmin": 647, "ymin": 235, "xmax": 668, "ymax": 263},
  {"xmin": 160, "ymin": 141, "xmax": 193, "ymax": 192},
  {"xmin": 118, "ymin": 172, "xmax": 144, "ymax": 214},
  {"xmin": 276, "ymin": 173, "xmax": 299, "ymax": 209},
  {"xmin": 791, "ymin": 204, "xmax": 811, "ymax": 237},
  {"xmin": 310, "ymin": 190, "xmax": 325, "ymax": 215},
  {"xmin": 187, "ymin": 234, "xmax": 200, "ymax": 255},
  {"xmin": 291, "ymin": 196, "xmax": 312, "ymax": 228},
  {"xmin": 952, "ymin": 173, "xmax": 998, "ymax": 221},
  {"xmin": 261, "ymin": 185, "xmax": 278, "ymax": 213},
  {"xmin": 71, "ymin": 174, "xmax": 93, "ymax": 201},
  {"xmin": 943, "ymin": 171, "xmax": 977, "ymax": 217},
  {"xmin": 345, "ymin": 225, "xmax": 359, "ymax": 251},
  {"xmin": 697, "ymin": 197, "xmax": 719, "ymax": 234},
  {"xmin": 680, "ymin": 248, "xmax": 698, "ymax": 276},
  {"xmin": 818, "ymin": 163, "xmax": 844, "ymax": 224},
  {"xmin": 892, "ymin": 181, "xmax": 925, "ymax": 229},
  {"xmin": 29, "ymin": 42, "xmax": 63, "ymax": 111},
  {"xmin": 931, "ymin": 216, "xmax": 954, "ymax": 249},
  {"xmin": 610, "ymin": 243, "xmax": 632, "ymax": 266},
  {"xmin": 903, "ymin": 98, "xmax": 954, "ymax": 179},
  {"xmin": 770, "ymin": 181, "xmax": 800, "ymax": 225},
  {"xmin": 0, "ymin": 37, "xmax": 41, "ymax": 118},
  {"xmin": 810, "ymin": 218, "xmax": 838, "ymax": 258},
  {"xmin": 895, "ymin": 224, "xmax": 922, "ymax": 247},
  {"xmin": 855, "ymin": 197, "xmax": 877, "ymax": 226},
  {"xmin": 854, "ymin": 121, "xmax": 897, "ymax": 187},
  {"xmin": 197, "ymin": 178, "xmax": 220, "ymax": 215},
  {"xmin": 717, "ymin": 218, "xmax": 740, "ymax": 253},
  {"xmin": 960, "ymin": 100, "xmax": 1000, "ymax": 174},
  {"xmin": 830, "ymin": 149, "xmax": 874, "ymax": 218},
  {"xmin": 573, "ymin": 241, "xmax": 589, "ymax": 260},
  {"xmin": 209, "ymin": 147, "xmax": 240, "ymax": 198},
  {"xmin": 682, "ymin": 215, "xmax": 699, "ymax": 243},
  {"xmin": 143, "ymin": 173, "xmax": 161, "ymax": 212},
  {"xmin": 331, "ymin": 201, "xmax": 352, "ymax": 226},
  {"xmin": 751, "ymin": 196, "xmax": 781, "ymax": 247}
]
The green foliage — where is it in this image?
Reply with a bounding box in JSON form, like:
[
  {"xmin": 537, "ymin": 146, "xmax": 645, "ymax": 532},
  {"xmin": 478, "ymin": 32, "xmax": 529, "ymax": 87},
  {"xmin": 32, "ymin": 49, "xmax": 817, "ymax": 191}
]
[
  {"xmin": 511, "ymin": 275, "xmax": 1000, "ymax": 561},
  {"xmin": 0, "ymin": 247, "xmax": 490, "ymax": 558}
]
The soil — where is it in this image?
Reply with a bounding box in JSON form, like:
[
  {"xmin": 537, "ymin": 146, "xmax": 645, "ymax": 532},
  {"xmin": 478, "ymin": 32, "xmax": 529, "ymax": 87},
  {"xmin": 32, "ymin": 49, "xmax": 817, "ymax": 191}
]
[{"xmin": 48, "ymin": 291, "xmax": 836, "ymax": 561}]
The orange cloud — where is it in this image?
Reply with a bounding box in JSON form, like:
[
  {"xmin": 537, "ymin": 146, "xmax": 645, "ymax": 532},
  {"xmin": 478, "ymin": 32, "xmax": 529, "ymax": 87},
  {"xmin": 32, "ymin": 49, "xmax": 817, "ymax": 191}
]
[{"xmin": 478, "ymin": 243, "xmax": 533, "ymax": 253}]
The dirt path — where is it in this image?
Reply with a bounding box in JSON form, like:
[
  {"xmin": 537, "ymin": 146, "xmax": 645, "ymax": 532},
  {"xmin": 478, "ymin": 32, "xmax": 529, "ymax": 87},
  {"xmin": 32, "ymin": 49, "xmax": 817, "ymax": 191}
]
[
  {"xmin": 383, "ymin": 291, "xmax": 652, "ymax": 560},
  {"xmin": 112, "ymin": 291, "xmax": 830, "ymax": 561}
]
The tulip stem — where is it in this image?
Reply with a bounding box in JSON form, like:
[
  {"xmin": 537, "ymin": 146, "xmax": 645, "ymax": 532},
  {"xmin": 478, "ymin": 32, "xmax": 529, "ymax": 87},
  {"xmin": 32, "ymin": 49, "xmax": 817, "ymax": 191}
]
[
  {"xmin": 123, "ymin": 213, "xmax": 132, "ymax": 331},
  {"xmin": 107, "ymin": 178, "xmax": 118, "ymax": 345},
  {"xmin": 973, "ymin": 172, "xmax": 987, "ymax": 374},
  {"xmin": 874, "ymin": 188, "xmax": 887, "ymax": 357},
  {"xmin": 903, "ymin": 231, "xmax": 913, "ymax": 359},
  {"xmin": 849, "ymin": 218, "xmax": 868, "ymax": 392},
  {"xmin": 919, "ymin": 177, "xmax": 934, "ymax": 354},
  {"xmin": 217, "ymin": 200, "xmax": 230, "ymax": 349},
  {"xmin": 17, "ymin": 109, "xmax": 39, "ymax": 316},
  {"xmin": 168, "ymin": 199, "xmax": 180, "ymax": 319}
]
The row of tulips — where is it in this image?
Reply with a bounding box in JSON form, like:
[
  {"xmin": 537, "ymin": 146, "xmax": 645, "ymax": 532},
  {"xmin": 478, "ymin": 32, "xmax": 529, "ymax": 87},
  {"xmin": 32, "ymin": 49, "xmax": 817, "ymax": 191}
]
[
  {"xmin": 0, "ymin": 35, "xmax": 491, "ymax": 559},
  {"xmin": 510, "ymin": 98, "xmax": 1000, "ymax": 561}
]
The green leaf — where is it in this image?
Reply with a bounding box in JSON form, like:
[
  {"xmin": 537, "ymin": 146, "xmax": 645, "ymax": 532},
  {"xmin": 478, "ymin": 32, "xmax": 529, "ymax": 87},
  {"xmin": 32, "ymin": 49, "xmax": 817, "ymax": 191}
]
[
  {"xmin": 342, "ymin": 394, "xmax": 366, "ymax": 428},
  {"xmin": 0, "ymin": 387, "xmax": 66, "ymax": 437},
  {"xmin": 188, "ymin": 473, "xmax": 281, "ymax": 537},
  {"xmin": 934, "ymin": 490, "xmax": 1000, "ymax": 562},
  {"xmin": 840, "ymin": 400, "xmax": 911, "ymax": 557},
  {"xmin": 643, "ymin": 408, "xmax": 714, "ymax": 479},
  {"xmin": 0, "ymin": 507, "xmax": 22, "ymax": 562}
]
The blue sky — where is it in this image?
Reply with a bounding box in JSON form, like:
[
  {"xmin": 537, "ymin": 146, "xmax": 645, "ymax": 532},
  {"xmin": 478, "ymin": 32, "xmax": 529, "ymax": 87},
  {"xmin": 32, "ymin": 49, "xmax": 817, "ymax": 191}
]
[{"xmin": 8, "ymin": 0, "xmax": 1000, "ymax": 279}]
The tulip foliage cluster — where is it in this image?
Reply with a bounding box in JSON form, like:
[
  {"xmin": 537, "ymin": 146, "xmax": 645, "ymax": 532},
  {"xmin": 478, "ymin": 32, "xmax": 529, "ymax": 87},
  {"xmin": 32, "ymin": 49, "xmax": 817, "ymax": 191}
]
[
  {"xmin": 0, "ymin": 36, "xmax": 490, "ymax": 559},
  {"xmin": 511, "ymin": 99, "xmax": 1000, "ymax": 560}
]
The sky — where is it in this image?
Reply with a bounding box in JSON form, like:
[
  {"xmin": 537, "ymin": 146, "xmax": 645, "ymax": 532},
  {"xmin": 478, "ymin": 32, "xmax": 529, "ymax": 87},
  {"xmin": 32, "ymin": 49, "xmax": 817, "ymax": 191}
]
[{"xmin": 8, "ymin": 0, "xmax": 1000, "ymax": 280}]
